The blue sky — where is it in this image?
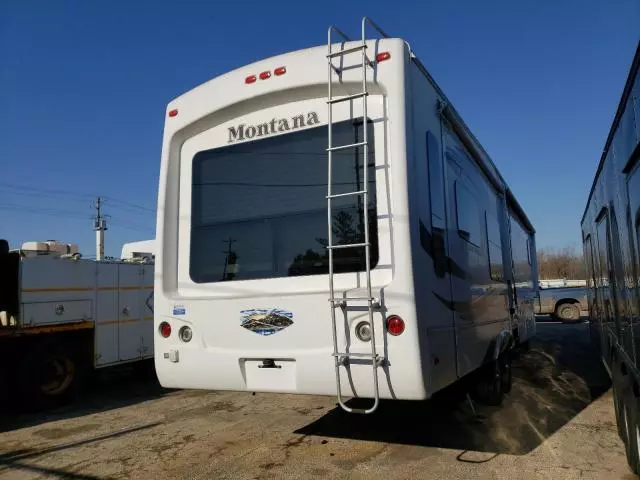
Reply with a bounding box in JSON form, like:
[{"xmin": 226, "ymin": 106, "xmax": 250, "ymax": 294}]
[{"xmin": 1, "ymin": 0, "xmax": 638, "ymax": 257}]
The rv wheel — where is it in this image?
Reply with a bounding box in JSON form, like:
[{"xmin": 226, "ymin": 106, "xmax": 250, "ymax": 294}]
[
  {"xmin": 473, "ymin": 360, "xmax": 504, "ymax": 406},
  {"xmin": 623, "ymin": 383, "xmax": 640, "ymax": 474},
  {"xmin": 613, "ymin": 356, "xmax": 629, "ymax": 443},
  {"xmin": 500, "ymin": 353, "xmax": 513, "ymax": 394}
]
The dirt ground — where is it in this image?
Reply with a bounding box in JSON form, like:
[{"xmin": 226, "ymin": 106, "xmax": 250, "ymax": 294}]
[{"xmin": 0, "ymin": 318, "xmax": 633, "ymax": 480}]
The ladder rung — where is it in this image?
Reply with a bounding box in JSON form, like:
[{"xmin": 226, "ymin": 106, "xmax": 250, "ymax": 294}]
[
  {"xmin": 334, "ymin": 352, "xmax": 378, "ymax": 359},
  {"xmin": 327, "ymin": 44, "xmax": 367, "ymax": 58},
  {"xmin": 327, "ymin": 141, "xmax": 367, "ymax": 152},
  {"xmin": 327, "ymin": 242, "xmax": 368, "ymax": 250},
  {"xmin": 327, "ymin": 190, "xmax": 366, "ymax": 199},
  {"xmin": 328, "ymin": 92, "xmax": 368, "ymax": 105},
  {"xmin": 329, "ymin": 297, "xmax": 374, "ymax": 302}
]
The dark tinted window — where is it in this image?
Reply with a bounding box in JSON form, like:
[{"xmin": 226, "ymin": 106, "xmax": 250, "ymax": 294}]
[
  {"xmin": 510, "ymin": 216, "xmax": 532, "ymax": 285},
  {"xmin": 190, "ymin": 120, "xmax": 378, "ymax": 283},
  {"xmin": 426, "ymin": 131, "xmax": 445, "ymax": 226}
]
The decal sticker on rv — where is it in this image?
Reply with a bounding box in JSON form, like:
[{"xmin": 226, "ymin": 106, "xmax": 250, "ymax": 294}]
[
  {"xmin": 172, "ymin": 305, "xmax": 186, "ymax": 316},
  {"xmin": 240, "ymin": 308, "xmax": 293, "ymax": 336},
  {"xmin": 228, "ymin": 112, "xmax": 320, "ymax": 143}
]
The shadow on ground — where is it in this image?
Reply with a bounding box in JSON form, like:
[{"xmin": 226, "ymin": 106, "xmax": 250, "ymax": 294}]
[
  {"xmin": 0, "ymin": 360, "xmax": 173, "ymax": 434},
  {"xmin": 0, "ymin": 422, "xmax": 160, "ymax": 479},
  {"xmin": 296, "ymin": 320, "xmax": 610, "ymax": 455}
]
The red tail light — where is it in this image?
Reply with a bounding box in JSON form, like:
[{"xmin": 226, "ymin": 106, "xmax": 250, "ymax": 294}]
[
  {"xmin": 386, "ymin": 315, "xmax": 405, "ymax": 336},
  {"xmin": 376, "ymin": 52, "xmax": 391, "ymax": 63},
  {"xmin": 274, "ymin": 66, "xmax": 286, "ymax": 76},
  {"xmin": 168, "ymin": 109, "xmax": 178, "ymax": 117},
  {"xmin": 259, "ymin": 71, "xmax": 271, "ymax": 80},
  {"xmin": 245, "ymin": 75, "xmax": 257, "ymax": 84},
  {"xmin": 159, "ymin": 321, "xmax": 172, "ymax": 338}
]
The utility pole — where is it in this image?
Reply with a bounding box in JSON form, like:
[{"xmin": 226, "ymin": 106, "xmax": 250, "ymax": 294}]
[{"xmin": 92, "ymin": 197, "xmax": 108, "ymax": 261}]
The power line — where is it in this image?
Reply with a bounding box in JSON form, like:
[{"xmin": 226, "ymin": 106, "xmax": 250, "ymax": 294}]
[
  {"xmin": 0, "ymin": 203, "xmax": 153, "ymax": 234},
  {"xmin": 0, "ymin": 183, "xmax": 94, "ymax": 200},
  {"xmin": 109, "ymin": 220, "xmax": 155, "ymax": 233},
  {"xmin": 0, "ymin": 203, "xmax": 93, "ymax": 219},
  {"xmin": 193, "ymin": 180, "xmax": 375, "ymax": 188},
  {"xmin": 101, "ymin": 197, "xmax": 156, "ymax": 214},
  {"xmin": 0, "ymin": 182, "xmax": 155, "ymax": 213}
]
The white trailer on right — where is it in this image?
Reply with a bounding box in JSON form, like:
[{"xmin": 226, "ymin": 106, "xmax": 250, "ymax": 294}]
[
  {"xmin": 581, "ymin": 40, "xmax": 640, "ymax": 474},
  {"xmin": 154, "ymin": 18, "xmax": 538, "ymax": 414}
]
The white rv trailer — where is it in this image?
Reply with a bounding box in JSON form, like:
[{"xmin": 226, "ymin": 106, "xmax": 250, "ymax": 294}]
[
  {"xmin": 581, "ymin": 41, "xmax": 640, "ymax": 474},
  {"xmin": 154, "ymin": 18, "xmax": 538, "ymax": 414},
  {"xmin": 0, "ymin": 239, "xmax": 154, "ymax": 407}
]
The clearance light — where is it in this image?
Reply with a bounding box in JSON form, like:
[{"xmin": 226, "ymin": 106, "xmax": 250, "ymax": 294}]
[
  {"xmin": 159, "ymin": 321, "xmax": 172, "ymax": 338},
  {"xmin": 245, "ymin": 75, "xmax": 257, "ymax": 84},
  {"xmin": 386, "ymin": 315, "xmax": 405, "ymax": 336},
  {"xmin": 274, "ymin": 66, "xmax": 287, "ymax": 76},
  {"xmin": 259, "ymin": 71, "xmax": 271, "ymax": 80},
  {"xmin": 168, "ymin": 109, "xmax": 178, "ymax": 117},
  {"xmin": 376, "ymin": 52, "xmax": 391, "ymax": 63}
]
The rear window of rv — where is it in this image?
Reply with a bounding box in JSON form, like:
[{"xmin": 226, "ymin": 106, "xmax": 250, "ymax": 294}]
[{"xmin": 189, "ymin": 120, "xmax": 379, "ymax": 283}]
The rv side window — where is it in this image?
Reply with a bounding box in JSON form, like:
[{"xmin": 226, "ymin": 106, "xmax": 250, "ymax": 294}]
[
  {"xmin": 584, "ymin": 234, "xmax": 595, "ymax": 290},
  {"xmin": 190, "ymin": 120, "xmax": 378, "ymax": 283},
  {"xmin": 455, "ymin": 181, "xmax": 482, "ymax": 247},
  {"xmin": 595, "ymin": 212, "xmax": 610, "ymax": 289},
  {"xmin": 486, "ymin": 212, "xmax": 503, "ymax": 281},
  {"xmin": 426, "ymin": 131, "xmax": 445, "ymax": 226}
]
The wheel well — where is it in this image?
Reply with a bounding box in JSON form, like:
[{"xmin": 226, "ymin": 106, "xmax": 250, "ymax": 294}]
[
  {"xmin": 0, "ymin": 329, "xmax": 94, "ymax": 366},
  {"xmin": 555, "ymin": 298, "xmax": 580, "ymax": 310},
  {"xmin": 621, "ymin": 360, "xmax": 629, "ymax": 376}
]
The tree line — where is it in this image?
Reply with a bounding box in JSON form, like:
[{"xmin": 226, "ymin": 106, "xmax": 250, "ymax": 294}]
[{"xmin": 536, "ymin": 245, "xmax": 586, "ymax": 280}]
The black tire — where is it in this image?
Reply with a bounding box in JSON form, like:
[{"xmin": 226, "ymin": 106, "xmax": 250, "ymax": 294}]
[
  {"xmin": 613, "ymin": 356, "xmax": 629, "ymax": 443},
  {"xmin": 623, "ymin": 381, "xmax": 640, "ymax": 475},
  {"xmin": 500, "ymin": 352, "xmax": 513, "ymax": 394},
  {"xmin": 0, "ymin": 366, "xmax": 8, "ymax": 407},
  {"xmin": 18, "ymin": 341, "xmax": 81, "ymax": 409},
  {"xmin": 473, "ymin": 359, "xmax": 504, "ymax": 406},
  {"xmin": 555, "ymin": 302, "xmax": 581, "ymax": 323}
]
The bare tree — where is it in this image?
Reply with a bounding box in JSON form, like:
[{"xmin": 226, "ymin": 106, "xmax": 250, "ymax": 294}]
[{"xmin": 537, "ymin": 245, "xmax": 586, "ymax": 280}]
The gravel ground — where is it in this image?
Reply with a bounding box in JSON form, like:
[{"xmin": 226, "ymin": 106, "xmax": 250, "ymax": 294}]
[{"xmin": 0, "ymin": 318, "xmax": 632, "ymax": 480}]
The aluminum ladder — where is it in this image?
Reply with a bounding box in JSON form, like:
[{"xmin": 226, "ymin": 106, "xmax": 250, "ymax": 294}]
[{"xmin": 326, "ymin": 17, "xmax": 388, "ymax": 415}]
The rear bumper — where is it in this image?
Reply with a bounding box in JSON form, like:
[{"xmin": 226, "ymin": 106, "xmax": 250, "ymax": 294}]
[{"xmin": 154, "ymin": 343, "xmax": 427, "ymax": 400}]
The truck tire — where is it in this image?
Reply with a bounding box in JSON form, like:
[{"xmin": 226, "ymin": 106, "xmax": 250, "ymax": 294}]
[
  {"xmin": 555, "ymin": 302, "xmax": 580, "ymax": 323},
  {"xmin": 18, "ymin": 341, "xmax": 81, "ymax": 409}
]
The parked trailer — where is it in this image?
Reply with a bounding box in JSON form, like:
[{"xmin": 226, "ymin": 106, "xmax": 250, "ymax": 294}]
[
  {"xmin": 0, "ymin": 239, "xmax": 154, "ymax": 408},
  {"xmin": 581, "ymin": 41, "xmax": 640, "ymax": 474},
  {"xmin": 154, "ymin": 18, "xmax": 538, "ymax": 414}
]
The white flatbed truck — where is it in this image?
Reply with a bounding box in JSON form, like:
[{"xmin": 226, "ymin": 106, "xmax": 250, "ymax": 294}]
[{"xmin": 0, "ymin": 239, "xmax": 154, "ymax": 408}]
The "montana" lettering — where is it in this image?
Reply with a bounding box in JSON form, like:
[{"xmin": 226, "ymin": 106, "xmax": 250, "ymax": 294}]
[{"xmin": 228, "ymin": 112, "xmax": 320, "ymax": 143}]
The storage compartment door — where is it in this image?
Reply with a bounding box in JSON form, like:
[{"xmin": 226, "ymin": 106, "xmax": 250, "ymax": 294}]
[
  {"xmin": 95, "ymin": 263, "xmax": 119, "ymax": 366},
  {"xmin": 118, "ymin": 265, "xmax": 144, "ymax": 361}
]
